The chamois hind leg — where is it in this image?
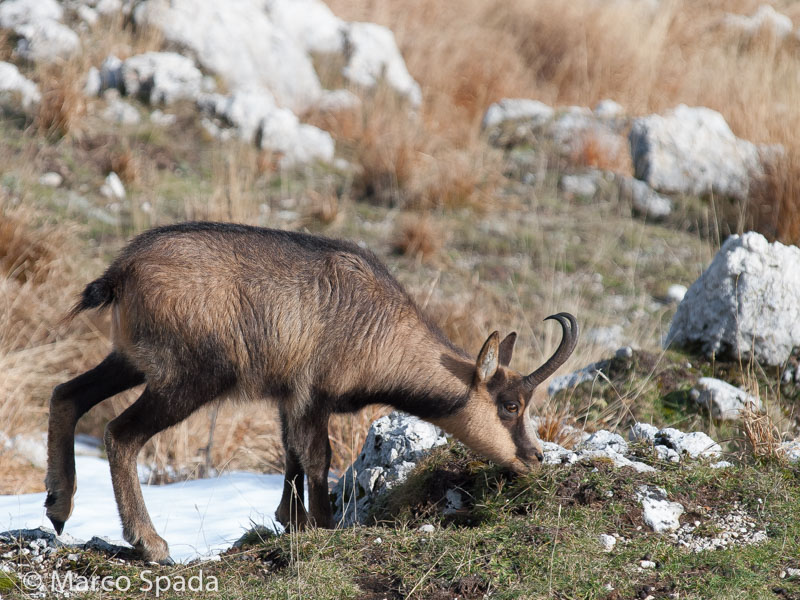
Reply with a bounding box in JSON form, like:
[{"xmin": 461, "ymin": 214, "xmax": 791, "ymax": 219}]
[
  {"xmin": 45, "ymin": 352, "xmax": 145, "ymax": 534},
  {"xmin": 275, "ymin": 407, "xmax": 307, "ymax": 529},
  {"xmin": 104, "ymin": 385, "xmax": 218, "ymax": 564},
  {"xmin": 285, "ymin": 409, "xmax": 333, "ymax": 529}
]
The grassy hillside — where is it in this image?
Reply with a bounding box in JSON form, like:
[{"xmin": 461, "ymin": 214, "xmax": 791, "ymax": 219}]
[{"xmin": 2, "ymin": 0, "xmax": 800, "ymax": 596}]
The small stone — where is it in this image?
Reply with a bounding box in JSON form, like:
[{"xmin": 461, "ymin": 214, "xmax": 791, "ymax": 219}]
[
  {"xmin": 615, "ymin": 346, "xmax": 633, "ymax": 359},
  {"xmin": 640, "ymin": 559, "xmax": 656, "ymax": 569},
  {"xmin": 637, "ymin": 485, "xmax": 684, "ymax": 533},
  {"xmin": 599, "ymin": 534, "xmax": 616, "ymax": 552},
  {"xmin": 785, "ymin": 568, "xmax": 800, "ymax": 578},
  {"xmin": 373, "ymin": 537, "xmax": 382, "ymax": 545},
  {"xmin": 666, "ymin": 284, "xmax": 688, "ymax": 304},
  {"xmin": 710, "ymin": 460, "xmax": 733, "ymax": 469},
  {"xmin": 38, "ymin": 171, "xmax": 62, "ymax": 187},
  {"xmin": 100, "ymin": 172, "xmax": 125, "ymax": 200},
  {"xmin": 417, "ymin": 524, "xmax": 435, "ymax": 534},
  {"xmin": 560, "ymin": 173, "xmax": 599, "ymax": 199}
]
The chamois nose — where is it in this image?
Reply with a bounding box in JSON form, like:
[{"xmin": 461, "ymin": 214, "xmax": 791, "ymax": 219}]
[{"xmin": 534, "ymin": 450, "xmax": 544, "ymax": 463}]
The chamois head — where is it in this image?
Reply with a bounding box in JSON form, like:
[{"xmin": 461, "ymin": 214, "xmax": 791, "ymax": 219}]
[{"xmin": 436, "ymin": 313, "xmax": 578, "ymax": 473}]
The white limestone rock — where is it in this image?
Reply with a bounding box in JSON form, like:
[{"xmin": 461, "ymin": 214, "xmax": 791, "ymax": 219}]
[
  {"xmin": 599, "ymin": 534, "xmax": 617, "ymax": 552},
  {"xmin": 341, "ymin": 22, "xmax": 421, "ymax": 106},
  {"xmin": 14, "ymin": 19, "xmax": 81, "ymax": 62},
  {"xmin": 655, "ymin": 428, "xmax": 721, "ymax": 460},
  {"xmin": 482, "ymin": 98, "xmax": 554, "ymax": 130},
  {"xmin": 134, "ymin": 0, "xmax": 323, "ymax": 113},
  {"xmin": 691, "ymin": 377, "xmax": 762, "ymax": 421},
  {"xmin": 266, "ymin": 0, "xmax": 344, "ymax": 54},
  {"xmin": 121, "ymin": 52, "xmax": 203, "ymax": 105},
  {"xmin": 723, "ymin": 5, "xmax": 794, "ymax": 39},
  {"xmin": 0, "ymin": 61, "xmax": 40, "ymax": 111},
  {"xmin": 100, "ymin": 172, "xmax": 126, "ymax": 200},
  {"xmin": 541, "ymin": 441, "xmax": 578, "ymax": 465},
  {"xmin": 629, "ymin": 422, "xmax": 659, "ymax": 444},
  {"xmin": 332, "ymin": 412, "xmax": 447, "ymax": 527},
  {"xmin": 560, "ymin": 173, "xmax": 600, "ymax": 199},
  {"xmin": 267, "ymin": 0, "xmax": 420, "ymax": 103},
  {"xmin": 0, "ymin": 0, "xmax": 62, "ymax": 28},
  {"xmin": 577, "ymin": 449, "xmax": 655, "ymax": 473},
  {"xmin": 547, "ymin": 360, "xmax": 607, "ymax": 396},
  {"xmin": 579, "ymin": 430, "xmax": 628, "ymax": 456},
  {"xmin": 636, "ymin": 485, "xmax": 684, "ymax": 533},
  {"xmin": 198, "ymin": 88, "xmax": 334, "ymax": 167},
  {"xmin": 629, "ymin": 105, "xmax": 763, "ymax": 202},
  {"xmin": 594, "ymin": 99, "xmax": 625, "ymax": 120},
  {"xmin": 101, "ymin": 97, "xmax": 141, "ymax": 125},
  {"xmin": 548, "ymin": 106, "xmax": 628, "ymax": 158},
  {"xmin": 665, "ymin": 284, "xmax": 687, "ymax": 304},
  {"xmin": 665, "ymin": 232, "xmax": 800, "ymax": 366},
  {"xmin": 619, "ymin": 176, "xmax": 672, "ymax": 220},
  {"xmin": 38, "ymin": 172, "xmax": 63, "ymax": 187}
]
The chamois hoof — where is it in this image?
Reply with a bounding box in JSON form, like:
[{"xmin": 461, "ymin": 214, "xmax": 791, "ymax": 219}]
[
  {"xmin": 134, "ymin": 535, "xmax": 171, "ymax": 565},
  {"xmin": 44, "ymin": 491, "xmax": 71, "ymax": 535},
  {"xmin": 49, "ymin": 518, "xmax": 65, "ymax": 536}
]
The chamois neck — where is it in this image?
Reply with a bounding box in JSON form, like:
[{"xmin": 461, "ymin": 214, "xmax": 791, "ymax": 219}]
[{"xmin": 374, "ymin": 328, "xmax": 474, "ymax": 420}]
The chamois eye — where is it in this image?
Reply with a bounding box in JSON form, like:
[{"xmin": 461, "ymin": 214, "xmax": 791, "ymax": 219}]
[{"xmin": 504, "ymin": 402, "xmax": 519, "ymax": 414}]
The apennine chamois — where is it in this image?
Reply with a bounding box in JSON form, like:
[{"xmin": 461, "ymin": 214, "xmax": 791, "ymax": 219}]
[{"xmin": 45, "ymin": 222, "xmax": 578, "ymax": 563}]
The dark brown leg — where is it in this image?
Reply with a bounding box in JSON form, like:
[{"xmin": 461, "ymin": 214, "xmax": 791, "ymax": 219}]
[
  {"xmin": 45, "ymin": 352, "xmax": 144, "ymax": 534},
  {"xmin": 104, "ymin": 385, "xmax": 218, "ymax": 563},
  {"xmin": 275, "ymin": 408, "xmax": 306, "ymax": 528},
  {"xmin": 277, "ymin": 407, "xmax": 333, "ymax": 529}
]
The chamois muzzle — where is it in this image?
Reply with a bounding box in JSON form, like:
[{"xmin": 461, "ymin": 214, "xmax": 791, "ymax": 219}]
[{"xmin": 523, "ymin": 312, "xmax": 579, "ymax": 391}]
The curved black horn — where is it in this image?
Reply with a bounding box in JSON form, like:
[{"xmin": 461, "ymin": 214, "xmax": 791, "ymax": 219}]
[{"xmin": 523, "ymin": 312, "xmax": 579, "ymax": 390}]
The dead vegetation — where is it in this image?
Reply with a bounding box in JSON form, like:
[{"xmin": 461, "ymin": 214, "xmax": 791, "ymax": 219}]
[{"xmin": 2, "ymin": 0, "xmax": 800, "ymax": 491}]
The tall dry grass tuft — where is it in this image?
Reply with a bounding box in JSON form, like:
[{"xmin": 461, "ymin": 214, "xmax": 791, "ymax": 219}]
[
  {"xmin": 741, "ymin": 406, "xmax": 784, "ymax": 463},
  {"xmin": 35, "ymin": 63, "xmax": 87, "ymax": 139},
  {"xmin": 392, "ymin": 215, "xmax": 442, "ymax": 262},
  {"xmin": 0, "ymin": 207, "xmax": 108, "ymax": 442}
]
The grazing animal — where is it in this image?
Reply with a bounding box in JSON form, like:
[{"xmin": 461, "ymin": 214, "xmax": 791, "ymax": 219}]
[{"xmin": 45, "ymin": 222, "xmax": 578, "ymax": 563}]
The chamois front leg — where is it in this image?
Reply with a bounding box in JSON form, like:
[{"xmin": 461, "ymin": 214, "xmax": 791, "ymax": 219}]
[
  {"xmin": 45, "ymin": 353, "xmax": 144, "ymax": 534},
  {"xmin": 298, "ymin": 412, "xmax": 333, "ymax": 529},
  {"xmin": 275, "ymin": 408, "xmax": 307, "ymax": 529},
  {"xmin": 278, "ymin": 408, "xmax": 333, "ymax": 529}
]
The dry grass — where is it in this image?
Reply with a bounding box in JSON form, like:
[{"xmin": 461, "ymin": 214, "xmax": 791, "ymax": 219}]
[
  {"xmin": 5, "ymin": 0, "xmax": 800, "ymax": 487},
  {"xmin": 0, "ymin": 451, "xmax": 45, "ymax": 494},
  {"xmin": 537, "ymin": 411, "xmax": 584, "ymax": 449},
  {"xmin": 34, "ymin": 62, "xmax": 87, "ymax": 139},
  {"xmin": 741, "ymin": 406, "xmax": 785, "ymax": 463},
  {"xmin": 328, "ymin": 0, "xmax": 800, "ymax": 242},
  {"xmin": 392, "ymin": 215, "xmax": 442, "ymax": 262}
]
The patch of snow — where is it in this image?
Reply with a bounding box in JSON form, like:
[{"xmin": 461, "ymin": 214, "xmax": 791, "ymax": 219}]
[{"xmin": 0, "ymin": 455, "xmax": 286, "ymax": 563}]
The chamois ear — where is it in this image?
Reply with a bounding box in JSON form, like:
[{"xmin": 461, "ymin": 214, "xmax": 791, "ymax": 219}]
[
  {"xmin": 499, "ymin": 332, "xmax": 517, "ymax": 366},
  {"xmin": 475, "ymin": 331, "xmax": 500, "ymax": 383}
]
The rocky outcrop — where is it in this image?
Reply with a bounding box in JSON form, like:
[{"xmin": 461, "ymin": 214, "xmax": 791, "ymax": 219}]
[
  {"xmin": 0, "ymin": 0, "xmax": 80, "ymax": 62},
  {"xmin": 120, "ymin": 52, "xmax": 204, "ymax": 105},
  {"xmin": 691, "ymin": 377, "xmax": 762, "ymax": 421},
  {"xmin": 629, "ymin": 105, "xmax": 764, "ymax": 202},
  {"xmin": 483, "ymin": 100, "xmax": 628, "ymax": 164},
  {"xmin": 133, "ymin": 0, "xmax": 420, "ymax": 111},
  {"xmin": 331, "ymin": 412, "xmax": 447, "ymax": 527},
  {"xmin": 197, "ymin": 89, "xmax": 335, "ymax": 167},
  {"xmin": 0, "ymin": 61, "xmax": 40, "ymax": 113},
  {"xmin": 665, "ymin": 232, "xmax": 800, "ymax": 366}
]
